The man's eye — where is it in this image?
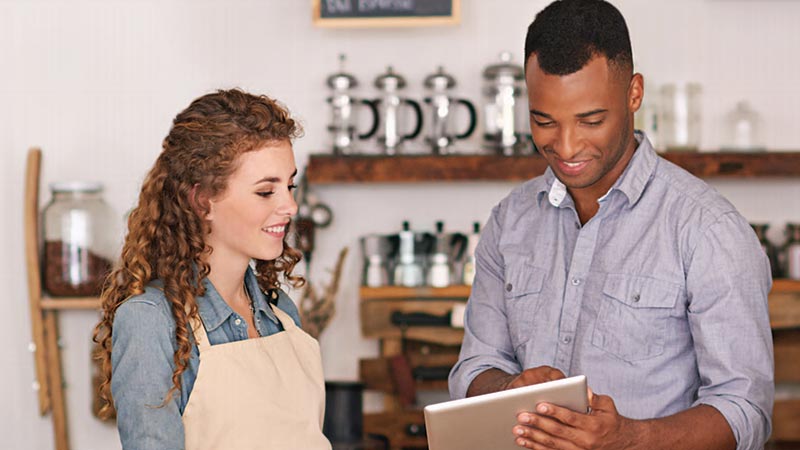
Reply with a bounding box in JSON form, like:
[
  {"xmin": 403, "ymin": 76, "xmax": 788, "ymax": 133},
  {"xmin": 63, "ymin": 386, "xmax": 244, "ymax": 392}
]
[
  {"xmin": 583, "ymin": 120, "xmax": 603, "ymax": 126},
  {"xmin": 534, "ymin": 120, "xmax": 554, "ymax": 127}
]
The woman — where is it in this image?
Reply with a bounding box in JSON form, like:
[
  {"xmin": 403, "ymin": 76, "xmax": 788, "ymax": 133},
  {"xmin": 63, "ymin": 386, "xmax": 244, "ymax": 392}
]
[{"xmin": 93, "ymin": 89, "xmax": 331, "ymax": 449}]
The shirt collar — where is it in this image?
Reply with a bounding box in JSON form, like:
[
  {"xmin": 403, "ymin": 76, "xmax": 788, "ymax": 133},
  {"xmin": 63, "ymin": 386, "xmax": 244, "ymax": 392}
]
[
  {"xmin": 197, "ymin": 265, "xmax": 280, "ymax": 331},
  {"xmin": 542, "ymin": 131, "xmax": 657, "ymax": 208}
]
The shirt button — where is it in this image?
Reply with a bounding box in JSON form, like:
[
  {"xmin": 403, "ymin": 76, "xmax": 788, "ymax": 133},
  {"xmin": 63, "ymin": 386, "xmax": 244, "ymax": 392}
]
[
  {"xmin": 562, "ymin": 336, "xmax": 572, "ymax": 344},
  {"xmin": 633, "ymin": 294, "xmax": 641, "ymax": 302},
  {"xmin": 506, "ymin": 283, "xmax": 513, "ymax": 292},
  {"xmin": 575, "ymin": 223, "xmax": 580, "ymax": 229},
  {"xmin": 234, "ymin": 318, "xmax": 242, "ymax": 326},
  {"xmin": 571, "ymin": 278, "xmax": 581, "ymax": 286}
]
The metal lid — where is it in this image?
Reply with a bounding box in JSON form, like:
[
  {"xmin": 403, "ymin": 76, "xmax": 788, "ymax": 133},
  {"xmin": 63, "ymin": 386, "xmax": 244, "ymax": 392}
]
[
  {"xmin": 374, "ymin": 66, "xmax": 406, "ymax": 90},
  {"xmin": 50, "ymin": 181, "xmax": 103, "ymax": 193},
  {"xmin": 326, "ymin": 72, "xmax": 357, "ymax": 90},
  {"xmin": 326, "ymin": 54, "xmax": 358, "ymax": 90},
  {"xmin": 424, "ymin": 66, "xmax": 456, "ymax": 90},
  {"xmin": 482, "ymin": 51, "xmax": 524, "ymax": 81}
]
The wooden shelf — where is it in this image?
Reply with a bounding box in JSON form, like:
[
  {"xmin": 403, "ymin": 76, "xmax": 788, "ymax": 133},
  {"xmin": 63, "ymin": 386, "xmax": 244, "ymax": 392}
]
[
  {"xmin": 360, "ymin": 285, "xmax": 471, "ymax": 300},
  {"xmin": 306, "ymin": 151, "xmax": 800, "ymax": 183},
  {"xmin": 773, "ymin": 279, "xmax": 800, "ymax": 294},
  {"xmin": 40, "ymin": 296, "xmax": 102, "ymax": 310}
]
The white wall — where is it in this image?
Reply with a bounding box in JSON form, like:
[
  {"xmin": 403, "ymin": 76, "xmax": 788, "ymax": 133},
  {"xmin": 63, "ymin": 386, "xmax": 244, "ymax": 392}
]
[{"xmin": 2, "ymin": 1, "xmax": 799, "ymax": 449}]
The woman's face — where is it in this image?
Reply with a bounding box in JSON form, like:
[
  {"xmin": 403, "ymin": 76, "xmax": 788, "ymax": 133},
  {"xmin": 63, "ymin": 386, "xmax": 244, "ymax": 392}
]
[{"xmin": 205, "ymin": 141, "xmax": 298, "ymax": 267}]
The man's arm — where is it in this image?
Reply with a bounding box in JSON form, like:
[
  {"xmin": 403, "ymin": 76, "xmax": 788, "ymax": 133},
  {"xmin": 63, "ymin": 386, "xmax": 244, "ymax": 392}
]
[
  {"xmin": 449, "ymin": 202, "xmax": 523, "ymax": 399},
  {"xmin": 683, "ymin": 212, "xmax": 774, "ymax": 449}
]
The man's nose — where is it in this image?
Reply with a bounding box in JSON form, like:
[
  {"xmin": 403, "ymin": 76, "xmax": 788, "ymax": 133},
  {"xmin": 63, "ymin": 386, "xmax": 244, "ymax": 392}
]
[{"xmin": 552, "ymin": 126, "xmax": 582, "ymax": 160}]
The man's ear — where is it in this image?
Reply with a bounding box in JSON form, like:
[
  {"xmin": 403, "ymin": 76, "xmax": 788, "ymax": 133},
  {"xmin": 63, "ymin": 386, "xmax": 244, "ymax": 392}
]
[
  {"xmin": 189, "ymin": 184, "xmax": 213, "ymax": 220},
  {"xmin": 628, "ymin": 73, "xmax": 644, "ymax": 114}
]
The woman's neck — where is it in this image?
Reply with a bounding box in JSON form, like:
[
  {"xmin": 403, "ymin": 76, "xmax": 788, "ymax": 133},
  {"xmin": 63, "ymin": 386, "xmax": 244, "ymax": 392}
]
[{"xmin": 206, "ymin": 251, "xmax": 251, "ymax": 308}]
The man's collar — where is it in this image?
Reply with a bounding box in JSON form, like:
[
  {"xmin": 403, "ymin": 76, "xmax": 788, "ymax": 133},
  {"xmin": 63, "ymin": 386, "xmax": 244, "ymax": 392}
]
[{"xmin": 541, "ymin": 131, "xmax": 657, "ymax": 207}]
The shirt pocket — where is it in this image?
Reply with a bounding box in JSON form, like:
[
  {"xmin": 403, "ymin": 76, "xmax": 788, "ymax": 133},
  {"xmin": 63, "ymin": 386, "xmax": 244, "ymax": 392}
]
[
  {"xmin": 591, "ymin": 273, "xmax": 679, "ymax": 362},
  {"xmin": 504, "ymin": 257, "xmax": 547, "ymax": 351}
]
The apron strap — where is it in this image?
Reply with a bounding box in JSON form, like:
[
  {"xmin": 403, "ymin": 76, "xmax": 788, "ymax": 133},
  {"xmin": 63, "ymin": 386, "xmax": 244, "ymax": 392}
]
[{"xmin": 271, "ymin": 305, "xmax": 298, "ymax": 331}]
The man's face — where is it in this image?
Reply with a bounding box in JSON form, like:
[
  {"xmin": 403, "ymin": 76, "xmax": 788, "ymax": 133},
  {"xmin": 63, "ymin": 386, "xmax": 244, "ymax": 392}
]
[{"xmin": 525, "ymin": 54, "xmax": 642, "ymax": 195}]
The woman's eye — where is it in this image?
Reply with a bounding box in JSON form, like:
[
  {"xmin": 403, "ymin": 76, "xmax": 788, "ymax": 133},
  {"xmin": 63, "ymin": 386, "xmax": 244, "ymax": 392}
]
[
  {"xmin": 288, "ymin": 184, "xmax": 298, "ymax": 191},
  {"xmin": 256, "ymin": 191, "xmax": 275, "ymax": 198}
]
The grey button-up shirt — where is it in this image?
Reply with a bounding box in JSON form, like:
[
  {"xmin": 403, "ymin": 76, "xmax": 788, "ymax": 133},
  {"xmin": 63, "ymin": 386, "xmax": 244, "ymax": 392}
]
[{"xmin": 449, "ymin": 133, "xmax": 774, "ymax": 450}]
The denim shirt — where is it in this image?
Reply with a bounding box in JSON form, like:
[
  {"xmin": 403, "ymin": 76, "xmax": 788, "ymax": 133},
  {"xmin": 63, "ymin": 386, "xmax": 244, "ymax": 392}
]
[
  {"xmin": 111, "ymin": 266, "xmax": 302, "ymax": 450},
  {"xmin": 449, "ymin": 133, "xmax": 774, "ymax": 450}
]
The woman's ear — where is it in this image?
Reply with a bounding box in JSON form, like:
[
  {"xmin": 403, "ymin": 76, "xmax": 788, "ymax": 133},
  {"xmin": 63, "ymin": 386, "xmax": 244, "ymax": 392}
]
[{"xmin": 189, "ymin": 184, "xmax": 212, "ymax": 220}]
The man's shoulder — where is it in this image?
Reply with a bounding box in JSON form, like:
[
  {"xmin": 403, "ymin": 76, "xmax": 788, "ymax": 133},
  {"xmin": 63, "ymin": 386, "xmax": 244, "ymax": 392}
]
[{"xmin": 651, "ymin": 155, "xmax": 738, "ymax": 219}]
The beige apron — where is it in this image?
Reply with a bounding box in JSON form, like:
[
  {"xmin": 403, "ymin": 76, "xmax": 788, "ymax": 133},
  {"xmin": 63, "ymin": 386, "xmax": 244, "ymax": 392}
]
[{"xmin": 182, "ymin": 306, "xmax": 331, "ymax": 450}]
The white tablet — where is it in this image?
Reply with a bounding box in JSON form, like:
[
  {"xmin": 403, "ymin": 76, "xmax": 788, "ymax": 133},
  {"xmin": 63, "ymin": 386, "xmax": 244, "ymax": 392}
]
[{"xmin": 424, "ymin": 375, "xmax": 589, "ymax": 450}]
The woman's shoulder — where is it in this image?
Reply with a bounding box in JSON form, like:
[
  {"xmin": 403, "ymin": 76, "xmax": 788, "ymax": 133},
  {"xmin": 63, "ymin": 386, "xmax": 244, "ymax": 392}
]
[{"xmin": 113, "ymin": 284, "xmax": 175, "ymax": 331}]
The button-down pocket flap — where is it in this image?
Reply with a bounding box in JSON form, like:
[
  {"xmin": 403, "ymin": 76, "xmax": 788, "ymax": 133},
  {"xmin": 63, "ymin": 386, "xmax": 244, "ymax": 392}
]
[
  {"xmin": 505, "ymin": 262, "xmax": 546, "ymax": 297},
  {"xmin": 602, "ymin": 274, "xmax": 679, "ymax": 309}
]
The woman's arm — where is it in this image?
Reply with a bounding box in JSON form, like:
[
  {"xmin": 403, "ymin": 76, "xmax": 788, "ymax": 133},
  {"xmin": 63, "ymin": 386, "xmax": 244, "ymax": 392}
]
[{"xmin": 112, "ymin": 298, "xmax": 186, "ymax": 450}]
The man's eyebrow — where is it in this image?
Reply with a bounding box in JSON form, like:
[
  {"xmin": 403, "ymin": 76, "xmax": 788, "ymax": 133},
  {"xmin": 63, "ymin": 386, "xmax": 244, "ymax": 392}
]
[
  {"xmin": 576, "ymin": 109, "xmax": 608, "ymax": 118},
  {"xmin": 254, "ymin": 169, "xmax": 298, "ymax": 185},
  {"xmin": 530, "ymin": 109, "xmax": 552, "ymax": 119}
]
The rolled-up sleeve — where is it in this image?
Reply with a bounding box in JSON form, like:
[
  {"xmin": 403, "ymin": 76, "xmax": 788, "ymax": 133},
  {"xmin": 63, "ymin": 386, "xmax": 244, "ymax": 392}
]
[
  {"xmin": 112, "ymin": 299, "xmax": 185, "ymax": 450},
  {"xmin": 686, "ymin": 212, "xmax": 774, "ymax": 450},
  {"xmin": 449, "ymin": 203, "xmax": 522, "ymax": 399}
]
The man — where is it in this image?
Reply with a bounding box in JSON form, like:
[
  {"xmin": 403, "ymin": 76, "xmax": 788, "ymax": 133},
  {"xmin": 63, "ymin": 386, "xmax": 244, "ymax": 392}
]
[{"xmin": 448, "ymin": 1, "xmax": 774, "ymax": 449}]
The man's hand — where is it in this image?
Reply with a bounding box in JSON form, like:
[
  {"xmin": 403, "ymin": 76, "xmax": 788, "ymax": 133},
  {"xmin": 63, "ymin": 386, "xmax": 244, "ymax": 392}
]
[
  {"xmin": 512, "ymin": 391, "xmax": 643, "ymax": 450},
  {"xmin": 467, "ymin": 366, "xmax": 566, "ymax": 397},
  {"xmin": 506, "ymin": 366, "xmax": 566, "ymax": 390}
]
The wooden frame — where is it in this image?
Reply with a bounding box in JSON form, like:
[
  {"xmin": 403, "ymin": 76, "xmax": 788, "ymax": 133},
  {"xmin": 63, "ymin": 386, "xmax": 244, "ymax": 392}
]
[
  {"xmin": 25, "ymin": 148, "xmax": 102, "ymax": 450},
  {"xmin": 312, "ymin": 0, "xmax": 460, "ymax": 28}
]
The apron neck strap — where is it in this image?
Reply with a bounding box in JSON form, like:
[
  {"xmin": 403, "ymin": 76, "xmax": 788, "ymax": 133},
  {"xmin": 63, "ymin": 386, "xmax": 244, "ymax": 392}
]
[{"xmin": 271, "ymin": 305, "xmax": 298, "ymax": 331}]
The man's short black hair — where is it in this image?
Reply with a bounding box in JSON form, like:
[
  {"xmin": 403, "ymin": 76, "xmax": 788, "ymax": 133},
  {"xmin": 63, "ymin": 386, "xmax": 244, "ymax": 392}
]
[{"xmin": 524, "ymin": 0, "xmax": 632, "ymax": 76}]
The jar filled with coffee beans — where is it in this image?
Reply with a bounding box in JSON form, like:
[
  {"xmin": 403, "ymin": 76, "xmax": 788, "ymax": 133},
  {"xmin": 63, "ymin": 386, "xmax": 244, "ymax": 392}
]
[{"xmin": 43, "ymin": 182, "xmax": 117, "ymax": 297}]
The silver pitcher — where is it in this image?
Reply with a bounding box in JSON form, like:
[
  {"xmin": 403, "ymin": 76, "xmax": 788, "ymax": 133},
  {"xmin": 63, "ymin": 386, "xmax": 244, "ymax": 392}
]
[
  {"xmin": 482, "ymin": 52, "xmax": 530, "ymax": 155},
  {"xmin": 372, "ymin": 66, "xmax": 423, "ymax": 155},
  {"xmin": 423, "ymin": 66, "xmax": 477, "ymax": 154},
  {"xmin": 326, "ymin": 54, "xmax": 379, "ymax": 154}
]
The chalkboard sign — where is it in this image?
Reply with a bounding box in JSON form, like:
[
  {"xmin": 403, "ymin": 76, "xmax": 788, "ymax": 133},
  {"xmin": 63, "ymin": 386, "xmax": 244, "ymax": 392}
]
[{"xmin": 312, "ymin": 0, "xmax": 460, "ymax": 28}]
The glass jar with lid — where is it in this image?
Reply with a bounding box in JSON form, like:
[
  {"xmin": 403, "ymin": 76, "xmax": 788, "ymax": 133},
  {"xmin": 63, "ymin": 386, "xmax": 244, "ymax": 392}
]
[
  {"xmin": 43, "ymin": 181, "xmax": 118, "ymax": 297},
  {"xmin": 658, "ymin": 83, "xmax": 702, "ymax": 151}
]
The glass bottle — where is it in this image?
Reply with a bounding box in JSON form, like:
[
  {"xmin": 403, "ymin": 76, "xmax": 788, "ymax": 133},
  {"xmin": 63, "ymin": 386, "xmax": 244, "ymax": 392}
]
[
  {"xmin": 784, "ymin": 223, "xmax": 800, "ymax": 280},
  {"xmin": 42, "ymin": 182, "xmax": 118, "ymax": 297}
]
